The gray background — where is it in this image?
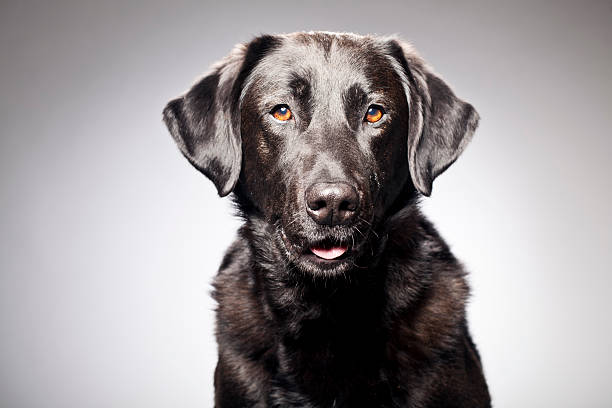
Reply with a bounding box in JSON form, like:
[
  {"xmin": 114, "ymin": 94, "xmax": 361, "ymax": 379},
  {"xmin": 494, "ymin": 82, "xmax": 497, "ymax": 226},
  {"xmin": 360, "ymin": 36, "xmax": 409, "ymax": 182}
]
[{"xmin": 1, "ymin": 0, "xmax": 611, "ymax": 406}]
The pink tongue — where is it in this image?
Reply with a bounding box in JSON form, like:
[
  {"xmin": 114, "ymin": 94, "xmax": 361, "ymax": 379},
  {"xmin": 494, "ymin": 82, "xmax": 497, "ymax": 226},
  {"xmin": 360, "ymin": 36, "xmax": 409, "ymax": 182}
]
[{"xmin": 310, "ymin": 246, "xmax": 348, "ymax": 260}]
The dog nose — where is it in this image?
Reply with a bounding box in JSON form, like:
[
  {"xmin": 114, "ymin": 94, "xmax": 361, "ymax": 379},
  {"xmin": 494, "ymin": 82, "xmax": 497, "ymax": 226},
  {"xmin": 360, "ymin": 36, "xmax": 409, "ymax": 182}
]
[{"xmin": 305, "ymin": 182, "xmax": 359, "ymax": 226}]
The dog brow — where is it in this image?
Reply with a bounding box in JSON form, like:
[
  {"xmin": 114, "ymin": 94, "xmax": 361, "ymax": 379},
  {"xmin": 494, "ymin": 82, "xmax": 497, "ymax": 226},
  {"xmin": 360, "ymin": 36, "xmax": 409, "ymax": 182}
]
[
  {"xmin": 343, "ymin": 83, "xmax": 368, "ymax": 129},
  {"xmin": 289, "ymin": 73, "xmax": 313, "ymax": 130}
]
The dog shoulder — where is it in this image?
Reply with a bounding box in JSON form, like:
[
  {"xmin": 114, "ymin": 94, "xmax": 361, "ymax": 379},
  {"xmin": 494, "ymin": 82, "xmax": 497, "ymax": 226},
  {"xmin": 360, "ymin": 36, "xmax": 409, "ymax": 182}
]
[
  {"xmin": 386, "ymin": 211, "xmax": 471, "ymax": 349},
  {"xmin": 383, "ymin": 213, "xmax": 491, "ymax": 406},
  {"xmin": 212, "ymin": 234, "xmax": 276, "ymax": 406},
  {"xmin": 212, "ymin": 233, "xmax": 271, "ymax": 348}
]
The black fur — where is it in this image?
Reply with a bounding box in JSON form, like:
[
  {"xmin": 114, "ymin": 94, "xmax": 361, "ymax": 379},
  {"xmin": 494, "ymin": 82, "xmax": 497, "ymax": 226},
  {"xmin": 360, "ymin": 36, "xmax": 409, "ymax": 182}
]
[{"xmin": 164, "ymin": 32, "xmax": 490, "ymax": 407}]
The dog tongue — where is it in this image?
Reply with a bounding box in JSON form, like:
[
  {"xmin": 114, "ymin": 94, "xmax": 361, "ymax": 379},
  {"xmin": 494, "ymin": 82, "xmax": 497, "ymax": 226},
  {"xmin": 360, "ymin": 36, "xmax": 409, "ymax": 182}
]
[{"xmin": 310, "ymin": 245, "xmax": 348, "ymax": 260}]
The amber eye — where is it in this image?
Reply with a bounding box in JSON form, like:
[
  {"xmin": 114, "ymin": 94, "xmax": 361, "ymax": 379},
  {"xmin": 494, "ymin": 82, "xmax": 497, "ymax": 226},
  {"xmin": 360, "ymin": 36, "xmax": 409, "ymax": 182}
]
[
  {"xmin": 365, "ymin": 105, "xmax": 384, "ymax": 123},
  {"xmin": 271, "ymin": 105, "xmax": 292, "ymax": 121}
]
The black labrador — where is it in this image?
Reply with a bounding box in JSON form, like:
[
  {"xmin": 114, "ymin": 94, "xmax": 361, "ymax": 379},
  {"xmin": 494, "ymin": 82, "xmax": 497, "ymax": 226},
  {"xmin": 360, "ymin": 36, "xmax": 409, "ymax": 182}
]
[{"xmin": 163, "ymin": 32, "xmax": 491, "ymax": 407}]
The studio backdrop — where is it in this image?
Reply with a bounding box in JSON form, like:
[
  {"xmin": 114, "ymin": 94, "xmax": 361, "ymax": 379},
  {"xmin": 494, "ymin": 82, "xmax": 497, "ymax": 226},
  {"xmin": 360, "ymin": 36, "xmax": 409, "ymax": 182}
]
[{"xmin": 1, "ymin": 1, "xmax": 611, "ymax": 407}]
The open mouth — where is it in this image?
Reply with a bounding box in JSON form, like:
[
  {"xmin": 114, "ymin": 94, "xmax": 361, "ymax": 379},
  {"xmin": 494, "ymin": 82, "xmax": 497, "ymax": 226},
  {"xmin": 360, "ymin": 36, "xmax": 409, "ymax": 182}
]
[
  {"xmin": 277, "ymin": 225, "xmax": 357, "ymax": 269},
  {"xmin": 309, "ymin": 244, "xmax": 349, "ymax": 260},
  {"xmin": 301, "ymin": 239, "xmax": 353, "ymax": 267}
]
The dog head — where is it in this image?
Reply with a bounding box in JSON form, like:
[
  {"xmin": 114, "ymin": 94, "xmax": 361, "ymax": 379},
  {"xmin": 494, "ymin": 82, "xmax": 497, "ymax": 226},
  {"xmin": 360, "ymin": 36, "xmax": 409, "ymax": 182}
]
[{"xmin": 164, "ymin": 32, "xmax": 478, "ymax": 276}]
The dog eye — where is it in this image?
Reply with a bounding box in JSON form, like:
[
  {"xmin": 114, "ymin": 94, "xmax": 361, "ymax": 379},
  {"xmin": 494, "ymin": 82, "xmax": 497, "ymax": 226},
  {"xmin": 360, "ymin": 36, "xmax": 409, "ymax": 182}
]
[
  {"xmin": 271, "ymin": 105, "xmax": 292, "ymax": 121},
  {"xmin": 365, "ymin": 105, "xmax": 384, "ymax": 123}
]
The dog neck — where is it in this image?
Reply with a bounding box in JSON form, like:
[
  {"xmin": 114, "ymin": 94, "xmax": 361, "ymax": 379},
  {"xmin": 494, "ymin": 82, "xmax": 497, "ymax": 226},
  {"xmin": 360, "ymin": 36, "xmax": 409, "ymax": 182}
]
[
  {"xmin": 242, "ymin": 201, "xmax": 465, "ymax": 340},
  {"xmin": 233, "ymin": 205, "xmax": 468, "ymax": 404}
]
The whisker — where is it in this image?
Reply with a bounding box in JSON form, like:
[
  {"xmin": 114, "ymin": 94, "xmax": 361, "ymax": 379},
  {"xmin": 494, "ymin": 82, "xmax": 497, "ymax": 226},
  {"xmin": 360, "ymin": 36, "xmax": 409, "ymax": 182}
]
[
  {"xmin": 357, "ymin": 216, "xmax": 372, "ymax": 226},
  {"xmin": 358, "ymin": 216, "xmax": 380, "ymax": 239},
  {"xmin": 350, "ymin": 259, "xmax": 367, "ymax": 269},
  {"xmin": 284, "ymin": 214, "xmax": 302, "ymax": 228}
]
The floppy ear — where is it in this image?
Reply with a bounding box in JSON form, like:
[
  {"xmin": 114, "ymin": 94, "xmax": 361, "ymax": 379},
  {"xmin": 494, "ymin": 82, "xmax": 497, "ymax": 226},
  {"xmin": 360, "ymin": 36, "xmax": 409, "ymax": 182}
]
[
  {"xmin": 388, "ymin": 40, "xmax": 480, "ymax": 196},
  {"xmin": 163, "ymin": 36, "xmax": 279, "ymax": 196}
]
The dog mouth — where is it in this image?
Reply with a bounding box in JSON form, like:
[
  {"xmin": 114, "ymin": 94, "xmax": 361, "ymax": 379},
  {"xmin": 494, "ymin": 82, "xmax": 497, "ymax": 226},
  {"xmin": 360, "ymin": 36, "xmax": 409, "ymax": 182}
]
[
  {"xmin": 303, "ymin": 237, "xmax": 353, "ymax": 263},
  {"xmin": 280, "ymin": 229, "xmax": 353, "ymax": 260},
  {"xmin": 277, "ymin": 224, "xmax": 364, "ymax": 273},
  {"xmin": 309, "ymin": 244, "xmax": 349, "ymax": 260}
]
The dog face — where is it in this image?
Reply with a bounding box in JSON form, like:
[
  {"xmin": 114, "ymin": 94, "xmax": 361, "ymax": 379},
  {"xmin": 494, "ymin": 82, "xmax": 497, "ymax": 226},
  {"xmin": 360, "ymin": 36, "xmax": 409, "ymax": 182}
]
[{"xmin": 164, "ymin": 32, "xmax": 478, "ymax": 276}]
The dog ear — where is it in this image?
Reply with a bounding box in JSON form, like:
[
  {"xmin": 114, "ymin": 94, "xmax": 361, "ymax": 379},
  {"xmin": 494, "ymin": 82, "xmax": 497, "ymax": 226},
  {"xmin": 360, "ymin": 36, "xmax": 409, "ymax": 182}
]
[
  {"xmin": 388, "ymin": 40, "xmax": 480, "ymax": 196},
  {"xmin": 163, "ymin": 36, "xmax": 279, "ymax": 196}
]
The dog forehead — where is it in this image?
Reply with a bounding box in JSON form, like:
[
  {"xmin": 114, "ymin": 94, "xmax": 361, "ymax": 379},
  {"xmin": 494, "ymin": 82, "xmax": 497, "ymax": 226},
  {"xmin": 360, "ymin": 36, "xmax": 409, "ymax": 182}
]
[{"xmin": 242, "ymin": 33, "xmax": 395, "ymax": 100}]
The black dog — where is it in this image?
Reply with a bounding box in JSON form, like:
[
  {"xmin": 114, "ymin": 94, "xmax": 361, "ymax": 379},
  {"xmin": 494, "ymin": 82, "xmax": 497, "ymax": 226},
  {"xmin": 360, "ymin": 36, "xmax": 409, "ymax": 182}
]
[{"xmin": 164, "ymin": 32, "xmax": 490, "ymax": 407}]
